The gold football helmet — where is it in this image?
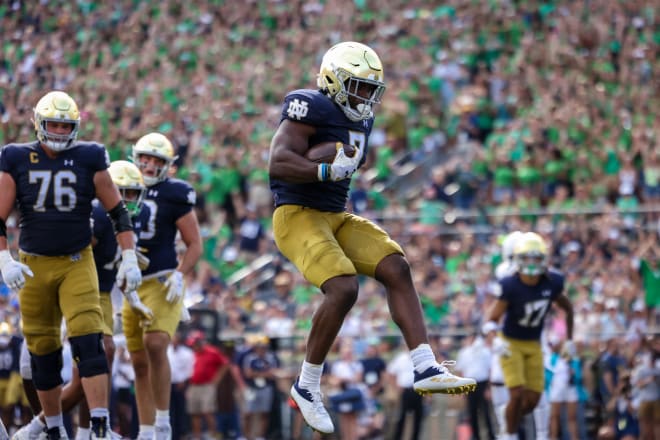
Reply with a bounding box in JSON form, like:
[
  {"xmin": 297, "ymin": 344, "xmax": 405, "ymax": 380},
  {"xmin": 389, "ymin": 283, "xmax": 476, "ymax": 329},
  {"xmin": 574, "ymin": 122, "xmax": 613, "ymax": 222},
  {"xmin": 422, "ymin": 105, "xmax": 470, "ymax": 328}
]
[
  {"xmin": 317, "ymin": 41, "xmax": 386, "ymax": 122},
  {"xmin": 33, "ymin": 91, "xmax": 80, "ymax": 152},
  {"xmin": 513, "ymin": 232, "xmax": 548, "ymax": 276},
  {"xmin": 501, "ymin": 230, "xmax": 524, "ymax": 262},
  {"xmin": 108, "ymin": 160, "xmax": 146, "ymax": 216},
  {"xmin": 108, "ymin": 160, "xmax": 147, "ymax": 217},
  {"xmin": 131, "ymin": 132, "xmax": 178, "ymax": 186}
]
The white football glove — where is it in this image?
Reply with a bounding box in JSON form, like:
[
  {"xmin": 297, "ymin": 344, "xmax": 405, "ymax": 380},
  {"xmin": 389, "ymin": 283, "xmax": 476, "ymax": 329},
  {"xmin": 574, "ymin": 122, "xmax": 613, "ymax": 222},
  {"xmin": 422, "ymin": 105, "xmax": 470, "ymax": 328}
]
[
  {"xmin": 164, "ymin": 270, "xmax": 184, "ymax": 303},
  {"xmin": 318, "ymin": 144, "xmax": 363, "ymax": 182},
  {"xmin": 124, "ymin": 290, "xmax": 154, "ymax": 325},
  {"xmin": 116, "ymin": 249, "xmax": 142, "ymax": 292},
  {"xmin": 492, "ymin": 336, "xmax": 511, "ymax": 357},
  {"xmin": 180, "ymin": 306, "xmax": 192, "ymax": 323},
  {"xmin": 0, "ymin": 250, "xmax": 33, "ymax": 290}
]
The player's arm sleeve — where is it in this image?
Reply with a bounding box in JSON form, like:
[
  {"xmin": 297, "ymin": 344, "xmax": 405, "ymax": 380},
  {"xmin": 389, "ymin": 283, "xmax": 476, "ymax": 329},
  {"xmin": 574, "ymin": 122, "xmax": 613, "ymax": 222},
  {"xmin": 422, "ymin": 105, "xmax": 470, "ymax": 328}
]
[
  {"xmin": 280, "ymin": 91, "xmax": 332, "ymax": 126},
  {"xmin": 171, "ymin": 183, "xmax": 196, "ymax": 220},
  {"xmin": 0, "ymin": 146, "xmax": 17, "ymax": 178},
  {"xmin": 90, "ymin": 143, "xmax": 111, "ymax": 171}
]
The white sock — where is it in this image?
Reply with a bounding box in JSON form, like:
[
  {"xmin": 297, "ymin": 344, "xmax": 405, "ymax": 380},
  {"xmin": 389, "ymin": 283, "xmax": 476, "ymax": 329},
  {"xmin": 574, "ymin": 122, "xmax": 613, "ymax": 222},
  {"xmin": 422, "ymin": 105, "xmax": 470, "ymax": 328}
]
[
  {"xmin": 75, "ymin": 427, "xmax": 90, "ymax": 440},
  {"xmin": 298, "ymin": 360, "xmax": 323, "ymax": 391},
  {"xmin": 29, "ymin": 417, "xmax": 46, "ymax": 435},
  {"xmin": 138, "ymin": 425, "xmax": 154, "ymax": 440},
  {"xmin": 44, "ymin": 414, "xmax": 64, "ymax": 430},
  {"xmin": 155, "ymin": 409, "xmax": 170, "ymax": 426},
  {"xmin": 410, "ymin": 343, "xmax": 436, "ymax": 373}
]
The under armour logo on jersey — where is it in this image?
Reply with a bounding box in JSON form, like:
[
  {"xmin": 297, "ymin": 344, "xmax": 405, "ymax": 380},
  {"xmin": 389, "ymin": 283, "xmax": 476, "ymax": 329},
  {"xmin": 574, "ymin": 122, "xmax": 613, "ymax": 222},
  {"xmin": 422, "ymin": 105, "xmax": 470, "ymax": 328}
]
[
  {"xmin": 286, "ymin": 99, "xmax": 309, "ymax": 120},
  {"xmin": 541, "ymin": 289, "xmax": 551, "ymax": 297},
  {"xmin": 148, "ymin": 189, "xmax": 158, "ymax": 197},
  {"xmin": 64, "ymin": 159, "xmax": 74, "ymax": 166}
]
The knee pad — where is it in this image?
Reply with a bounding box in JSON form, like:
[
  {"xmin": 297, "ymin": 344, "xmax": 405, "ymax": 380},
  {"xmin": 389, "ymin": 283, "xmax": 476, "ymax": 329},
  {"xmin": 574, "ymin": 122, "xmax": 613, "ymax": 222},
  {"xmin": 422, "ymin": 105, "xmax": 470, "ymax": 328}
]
[
  {"xmin": 30, "ymin": 349, "xmax": 63, "ymax": 390},
  {"xmin": 69, "ymin": 333, "xmax": 109, "ymax": 378}
]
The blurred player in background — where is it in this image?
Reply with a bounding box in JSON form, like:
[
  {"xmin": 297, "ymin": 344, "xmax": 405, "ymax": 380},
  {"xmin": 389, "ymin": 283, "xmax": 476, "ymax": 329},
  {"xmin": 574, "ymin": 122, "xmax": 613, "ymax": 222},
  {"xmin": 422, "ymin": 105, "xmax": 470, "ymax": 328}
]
[
  {"xmin": 0, "ymin": 321, "xmax": 25, "ymax": 434},
  {"xmin": 268, "ymin": 41, "xmax": 476, "ymax": 435},
  {"xmin": 485, "ymin": 232, "xmax": 574, "ymax": 440},
  {"xmin": 124, "ymin": 132, "xmax": 202, "ymax": 440},
  {"xmin": 492, "ymin": 230, "xmax": 552, "ymax": 439},
  {"xmin": 0, "ymin": 90, "xmax": 142, "ymax": 440}
]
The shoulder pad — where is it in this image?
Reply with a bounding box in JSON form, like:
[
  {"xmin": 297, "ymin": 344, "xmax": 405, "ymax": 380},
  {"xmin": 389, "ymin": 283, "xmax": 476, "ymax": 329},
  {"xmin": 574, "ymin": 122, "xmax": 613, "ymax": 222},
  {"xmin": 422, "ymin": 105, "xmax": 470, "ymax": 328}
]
[
  {"xmin": 281, "ymin": 89, "xmax": 336, "ymax": 125},
  {"xmin": 166, "ymin": 178, "xmax": 197, "ymax": 206}
]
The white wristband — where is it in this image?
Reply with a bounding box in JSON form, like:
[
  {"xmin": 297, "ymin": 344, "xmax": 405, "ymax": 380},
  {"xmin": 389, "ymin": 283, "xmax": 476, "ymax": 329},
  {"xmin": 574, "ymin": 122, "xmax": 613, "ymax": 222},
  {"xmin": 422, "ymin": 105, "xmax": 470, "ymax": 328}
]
[
  {"xmin": 121, "ymin": 249, "xmax": 137, "ymax": 263},
  {"xmin": 0, "ymin": 249, "xmax": 14, "ymax": 269}
]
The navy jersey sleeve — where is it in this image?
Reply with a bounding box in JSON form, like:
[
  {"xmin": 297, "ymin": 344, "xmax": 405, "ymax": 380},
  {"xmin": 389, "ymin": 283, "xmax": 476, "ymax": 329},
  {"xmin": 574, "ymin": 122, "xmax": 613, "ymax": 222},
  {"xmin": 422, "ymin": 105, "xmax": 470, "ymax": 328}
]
[
  {"xmin": 547, "ymin": 270, "xmax": 565, "ymax": 301},
  {"xmin": 281, "ymin": 89, "xmax": 340, "ymax": 126},
  {"xmin": 168, "ymin": 179, "xmax": 196, "ymax": 221}
]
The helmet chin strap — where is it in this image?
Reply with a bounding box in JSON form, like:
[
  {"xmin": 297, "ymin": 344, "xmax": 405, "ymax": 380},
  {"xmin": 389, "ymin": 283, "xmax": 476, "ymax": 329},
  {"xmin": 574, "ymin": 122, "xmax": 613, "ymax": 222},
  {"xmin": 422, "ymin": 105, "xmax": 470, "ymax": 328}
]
[
  {"xmin": 45, "ymin": 139, "xmax": 72, "ymax": 152},
  {"xmin": 356, "ymin": 103, "xmax": 371, "ymax": 115}
]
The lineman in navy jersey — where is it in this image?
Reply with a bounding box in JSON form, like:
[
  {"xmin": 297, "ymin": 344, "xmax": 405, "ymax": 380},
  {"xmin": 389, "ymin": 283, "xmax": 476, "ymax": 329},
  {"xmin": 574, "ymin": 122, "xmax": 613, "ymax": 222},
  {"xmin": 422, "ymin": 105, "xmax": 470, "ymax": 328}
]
[
  {"xmin": 124, "ymin": 132, "xmax": 202, "ymax": 440},
  {"xmin": 0, "ymin": 91, "xmax": 141, "ymax": 440},
  {"xmin": 15, "ymin": 161, "xmax": 154, "ymax": 440},
  {"xmin": 485, "ymin": 232, "xmax": 574, "ymax": 440},
  {"xmin": 269, "ymin": 41, "xmax": 476, "ymax": 435}
]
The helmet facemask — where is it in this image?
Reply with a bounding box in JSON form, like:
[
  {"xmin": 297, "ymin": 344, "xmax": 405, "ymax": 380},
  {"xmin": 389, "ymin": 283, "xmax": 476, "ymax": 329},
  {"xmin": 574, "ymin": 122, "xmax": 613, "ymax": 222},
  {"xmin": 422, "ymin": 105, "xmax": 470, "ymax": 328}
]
[
  {"xmin": 332, "ymin": 69, "xmax": 385, "ymax": 122},
  {"xmin": 133, "ymin": 154, "xmax": 173, "ymax": 186},
  {"xmin": 119, "ymin": 187, "xmax": 146, "ymax": 217},
  {"xmin": 36, "ymin": 119, "xmax": 80, "ymax": 152},
  {"xmin": 514, "ymin": 252, "xmax": 547, "ymax": 276}
]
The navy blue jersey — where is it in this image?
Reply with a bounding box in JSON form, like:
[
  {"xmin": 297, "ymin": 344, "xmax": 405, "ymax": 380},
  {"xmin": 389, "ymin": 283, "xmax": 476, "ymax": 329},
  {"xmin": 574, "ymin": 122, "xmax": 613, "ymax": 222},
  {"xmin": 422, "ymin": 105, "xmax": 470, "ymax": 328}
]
[
  {"xmin": 269, "ymin": 89, "xmax": 373, "ymax": 212},
  {"xmin": 0, "ymin": 336, "xmax": 22, "ymax": 379},
  {"xmin": 92, "ymin": 200, "xmax": 150, "ymax": 292},
  {"xmin": 0, "ymin": 141, "xmax": 109, "ymax": 255},
  {"xmin": 138, "ymin": 178, "xmax": 195, "ymax": 276},
  {"xmin": 499, "ymin": 270, "xmax": 564, "ymax": 340}
]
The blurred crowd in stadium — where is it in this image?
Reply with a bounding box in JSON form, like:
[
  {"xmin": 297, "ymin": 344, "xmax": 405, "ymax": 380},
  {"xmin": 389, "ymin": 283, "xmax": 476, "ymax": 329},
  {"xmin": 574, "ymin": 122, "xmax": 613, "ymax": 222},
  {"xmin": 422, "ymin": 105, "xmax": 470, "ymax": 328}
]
[{"xmin": 1, "ymin": 0, "xmax": 658, "ymax": 439}]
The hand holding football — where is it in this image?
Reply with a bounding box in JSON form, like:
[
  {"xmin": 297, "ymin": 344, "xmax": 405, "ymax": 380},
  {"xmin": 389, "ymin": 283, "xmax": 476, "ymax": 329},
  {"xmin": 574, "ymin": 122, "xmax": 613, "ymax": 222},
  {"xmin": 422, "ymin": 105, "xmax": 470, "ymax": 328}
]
[{"xmin": 305, "ymin": 141, "xmax": 356, "ymax": 163}]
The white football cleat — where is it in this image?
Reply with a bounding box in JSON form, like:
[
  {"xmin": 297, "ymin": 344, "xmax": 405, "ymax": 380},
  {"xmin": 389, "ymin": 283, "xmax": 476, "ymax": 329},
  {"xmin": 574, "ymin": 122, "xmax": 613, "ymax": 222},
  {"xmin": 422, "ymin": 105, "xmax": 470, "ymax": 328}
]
[
  {"xmin": 413, "ymin": 360, "xmax": 477, "ymax": 395},
  {"xmin": 153, "ymin": 424, "xmax": 171, "ymax": 440},
  {"xmin": 290, "ymin": 379, "xmax": 334, "ymax": 434}
]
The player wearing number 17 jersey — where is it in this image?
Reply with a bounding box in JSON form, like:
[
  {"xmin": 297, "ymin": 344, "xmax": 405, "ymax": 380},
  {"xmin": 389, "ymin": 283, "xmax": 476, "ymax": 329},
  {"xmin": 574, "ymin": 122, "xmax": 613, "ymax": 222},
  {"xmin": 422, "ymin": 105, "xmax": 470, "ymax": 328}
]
[
  {"xmin": 0, "ymin": 90, "xmax": 142, "ymax": 440},
  {"xmin": 124, "ymin": 132, "xmax": 202, "ymax": 440},
  {"xmin": 485, "ymin": 232, "xmax": 574, "ymax": 440}
]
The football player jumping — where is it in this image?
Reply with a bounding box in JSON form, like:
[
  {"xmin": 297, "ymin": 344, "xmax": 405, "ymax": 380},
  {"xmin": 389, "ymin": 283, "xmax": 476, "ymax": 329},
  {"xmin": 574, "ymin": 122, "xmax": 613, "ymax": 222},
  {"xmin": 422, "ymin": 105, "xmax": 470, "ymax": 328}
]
[
  {"xmin": 0, "ymin": 91, "xmax": 142, "ymax": 440},
  {"xmin": 124, "ymin": 132, "xmax": 202, "ymax": 440},
  {"xmin": 268, "ymin": 41, "xmax": 476, "ymax": 435},
  {"xmin": 485, "ymin": 232, "xmax": 574, "ymax": 440}
]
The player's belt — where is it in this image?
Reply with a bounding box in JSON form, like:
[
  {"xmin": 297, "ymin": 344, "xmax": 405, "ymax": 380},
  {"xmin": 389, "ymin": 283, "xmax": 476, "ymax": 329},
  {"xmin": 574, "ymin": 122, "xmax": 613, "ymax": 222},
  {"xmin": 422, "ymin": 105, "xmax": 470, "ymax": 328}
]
[{"xmin": 490, "ymin": 381, "xmax": 505, "ymax": 387}]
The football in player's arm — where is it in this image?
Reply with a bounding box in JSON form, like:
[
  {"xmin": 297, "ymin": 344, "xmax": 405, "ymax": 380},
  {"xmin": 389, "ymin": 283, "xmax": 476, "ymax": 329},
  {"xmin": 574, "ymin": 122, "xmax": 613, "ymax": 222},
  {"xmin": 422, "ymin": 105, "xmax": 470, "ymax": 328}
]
[
  {"xmin": 484, "ymin": 232, "xmax": 574, "ymax": 440},
  {"xmin": 0, "ymin": 90, "xmax": 142, "ymax": 438}
]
